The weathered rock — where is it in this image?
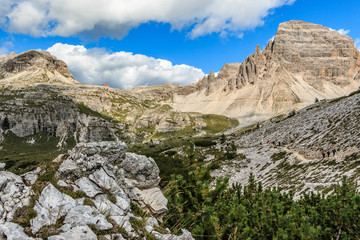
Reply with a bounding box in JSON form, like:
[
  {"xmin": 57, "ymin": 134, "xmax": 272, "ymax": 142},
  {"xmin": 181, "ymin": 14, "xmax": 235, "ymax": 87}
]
[
  {"xmin": 93, "ymin": 194, "xmax": 126, "ymax": 217},
  {"xmin": 153, "ymin": 229, "xmax": 194, "ymax": 240},
  {"xmin": 0, "ymin": 87, "xmax": 123, "ymax": 146},
  {"xmin": 47, "ymin": 225, "xmax": 97, "ymax": 240},
  {"xmin": 121, "ymin": 153, "xmax": 160, "ymax": 189},
  {"xmin": 31, "ymin": 184, "xmax": 77, "ymax": 234},
  {"xmin": 74, "ymin": 177, "xmax": 102, "ymax": 198},
  {"xmin": 56, "ymin": 141, "xmax": 168, "ymax": 218},
  {"xmin": 63, "ymin": 205, "xmax": 112, "ymax": 230},
  {"xmin": 145, "ymin": 217, "xmax": 159, "ymax": 233},
  {"xmin": 110, "ymin": 215, "xmax": 133, "ymax": 235},
  {"xmin": 211, "ymin": 91, "xmax": 360, "ymax": 197},
  {"xmin": 0, "ymin": 222, "xmax": 39, "ymax": 240},
  {"xmin": 21, "ymin": 167, "xmax": 41, "ymax": 186},
  {"xmin": 0, "ymin": 171, "xmax": 32, "ymax": 223},
  {"xmin": 134, "ymin": 187, "xmax": 168, "ymax": 217},
  {"xmin": 56, "ymin": 180, "xmax": 68, "ymax": 188},
  {"xmin": 0, "ymin": 163, "xmax": 5, "ymax": 169}
]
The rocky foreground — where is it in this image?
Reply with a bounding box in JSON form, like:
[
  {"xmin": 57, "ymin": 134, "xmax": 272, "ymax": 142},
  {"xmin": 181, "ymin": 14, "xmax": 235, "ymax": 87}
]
[{"xmin": 0, "ymin": 141, "xmax": 193, "ymax": 240}]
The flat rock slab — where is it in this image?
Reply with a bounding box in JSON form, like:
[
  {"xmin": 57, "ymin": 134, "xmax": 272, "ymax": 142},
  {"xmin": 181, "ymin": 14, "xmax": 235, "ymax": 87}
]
[{"xmin": 47, "ymin": 226, "xmax": 97, "ymax": 240}]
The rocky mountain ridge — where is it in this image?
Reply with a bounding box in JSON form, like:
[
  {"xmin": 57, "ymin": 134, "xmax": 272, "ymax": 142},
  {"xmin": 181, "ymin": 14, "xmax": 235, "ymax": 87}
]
[{"xmin": 171, "ymin": 20, "xmax": 360, "ymax": 126}]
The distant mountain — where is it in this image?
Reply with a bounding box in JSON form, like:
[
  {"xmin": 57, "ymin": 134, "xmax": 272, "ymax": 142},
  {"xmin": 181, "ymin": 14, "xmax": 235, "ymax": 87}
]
[
  {"xmin": 171, "ymin": 20, "xmax": 360, "ymax": 126},
  {"xmin": 0, "ymin": 50, "xmax": 237, "ymax": 144}
]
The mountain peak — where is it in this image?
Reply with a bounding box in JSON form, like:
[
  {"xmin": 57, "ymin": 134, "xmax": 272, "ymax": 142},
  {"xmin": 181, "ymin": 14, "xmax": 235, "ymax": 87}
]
[
  {"xmin": 0, "ymin": 50, "xmax": 79, "ymax": 87},
  {"xmin": 172, "ymin": 20, "xmax": 360, "ymax": 126}
]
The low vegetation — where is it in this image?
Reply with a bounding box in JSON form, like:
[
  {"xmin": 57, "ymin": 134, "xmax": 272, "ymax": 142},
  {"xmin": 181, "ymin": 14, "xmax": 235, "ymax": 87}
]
[
  {"xmin": 163, "ymin": 173, "xmax": 360, "ymax": 239},
  {"xmin": 0, "ymin": 131, "xmax": 75, "ymax": 174}
]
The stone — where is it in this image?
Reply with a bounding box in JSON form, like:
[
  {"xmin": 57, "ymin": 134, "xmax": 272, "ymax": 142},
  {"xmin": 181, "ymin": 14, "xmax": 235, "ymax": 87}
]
[
  {"xmin": 111, "ymin": 234, "xmax": 126, "ymax": 240},
  {"xmin": 30, "ymin": 184, "xmax": 77, "ymax": 234},
  {"xmin": 88, "ymin": 169, "xmax": 130, "ymax": 212},
  {"xmin": 0, "ymin": 163, "xmax": 5, "ymax": 169},
  {"xmin": 93, "ymin": 194, "xmax": 126, "ymax": 217},
  {"xmin": 47, "ymin": 225, "xmax": 97, "ymax": 240},
  {"xmin": 74, "ymin": 177, "xmax": 102, "ymax": 198},
  {"xmin": 21, "ymin": 167, "xmax": 41, "ymax": 186},
  {"xmin": 63, "ymin": 205, "xmax": 113, "ymax": 230},
  {"xmin": 0, "ymin": 171, "xmax": 32, "ymax": 223},
  {"xmin": 110, "ymin": 215, "xmax": 133, "ymax": 235},
  {"xmin": 121, "ymin": 152, "xmax": 160, "ymax": 188},
  {"xmin": 134, "ymin": 187, "xmax": 168, "ymax": 217},
  {"xmin": 145, "ymin": 217, "xmax": 159, "ymax": 233},
  {"xmin": 152, "ymin": 229, "xmax": 194, "ymax": 240},
  {"xmin": 0, "ymin": 222, "xmax": 39, "ymax": 240},
  {"xmin": 56, "ymin": 180, "xmax": 68, "ymax": 188}
]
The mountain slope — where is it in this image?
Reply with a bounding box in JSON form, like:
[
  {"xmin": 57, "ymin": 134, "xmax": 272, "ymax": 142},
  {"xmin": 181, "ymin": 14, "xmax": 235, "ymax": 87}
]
[{"xmin": 211, "ymin": 89, "xmax": 360, "ymax": 197}]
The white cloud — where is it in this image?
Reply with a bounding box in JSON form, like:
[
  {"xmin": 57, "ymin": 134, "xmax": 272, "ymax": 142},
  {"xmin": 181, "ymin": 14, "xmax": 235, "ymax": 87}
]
[
  {"xmin": 0, "ymin": 0, "xmax": 295, "ymax": 38},
  {"xmin": 47, "ymin": 43, "xmax": 205, "ymax": 89},
  {"xmin": 329, "ymin": 28, "xmax": 350, "ymax": 35},
  {"xmin": 355, "ymin": 39, "xmax": 360, "ymax": 51}
]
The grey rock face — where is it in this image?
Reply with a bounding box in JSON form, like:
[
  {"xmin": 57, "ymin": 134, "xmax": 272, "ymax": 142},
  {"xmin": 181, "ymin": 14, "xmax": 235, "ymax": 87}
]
[
  {"xmin": 153, "ymin": 229, "xmax": 194, "ymax": 240},
  {"xmin": 63, "ymin": 205, "xmax": 113, "ymax": 230},
  {"xmin": 0, "ymin": 86, "xmax": 123, "ymax": 145},
  {"xmin": 212, "ymin": 91, "xmax": 360, "ymax": 197},
  {"xmin": 74, "ymin": 177, "xmax": 102, "ymax": 198},
  {"xmin": 0, "ymin": 171, "xmax": 32, "ymax": 223},
  {"xmin": 0, "ymin": 222, "xmax": 39, "ymax": 240},
  {"xmin": 30, "ymin": 184, "xmax": 77, "ymax": 234},
  {"xmin": 21, "ymin": 167, "xmax": 41, "ymax": 186},
  {"xmin": 134, "ymin": 187, "xmax": 168, "ymax": 217},
  {"xmin": 122, "ymin": 152, "xmax": 160, "ymax": 189},
  {"xmin": 56, "ymin": 141, "xmax": 167, "ymax": 218},
  {"xmin": 171, "ymin": 20, "xmax": 360, "ymax": 127},
  {"xmin": 47, "ymin": 225, "xmax": 97, "ymax": 240}
]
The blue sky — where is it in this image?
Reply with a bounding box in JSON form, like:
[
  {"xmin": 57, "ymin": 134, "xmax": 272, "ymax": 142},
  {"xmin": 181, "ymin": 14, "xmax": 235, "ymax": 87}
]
[{"xmin": 0, "ymin": 0, "xmax": 359, "ymax": 89}]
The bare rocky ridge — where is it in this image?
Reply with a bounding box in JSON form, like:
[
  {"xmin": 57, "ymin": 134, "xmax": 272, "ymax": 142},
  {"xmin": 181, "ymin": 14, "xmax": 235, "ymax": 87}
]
[
  {"xmin": 171, "ymin": 20, "xmax": 360, "ymax": 126},
  {"xmin": 0, "ymin": 142, "xmax": 194, "ymax": 239}
]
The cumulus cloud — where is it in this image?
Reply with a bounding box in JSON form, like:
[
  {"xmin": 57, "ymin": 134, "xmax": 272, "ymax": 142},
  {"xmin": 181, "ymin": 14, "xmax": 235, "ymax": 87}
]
[
  {"xmin": 47, "ymin": 43, "xmax": 205, "ymax": 89},
  {"xmin": 0, "ymin": 0, "xmax": 294, "ymax": 38},
  {"xmin": 329, "ymin": 28, "xmax": 350, "ymax": 35}
]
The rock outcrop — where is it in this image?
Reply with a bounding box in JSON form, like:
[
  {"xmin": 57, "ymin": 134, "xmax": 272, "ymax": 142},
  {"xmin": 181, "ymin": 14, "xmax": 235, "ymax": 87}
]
[
  {"xmin": 172, "ymin": 20, "xmax": 360, "ymax": 126},
  {"xmin": 0, "ymin": 86, "xmax": 123, "ymax": 145},
  {"xmin": 0, "ymin": 141, "xmax": 194, "ymax": 239}
]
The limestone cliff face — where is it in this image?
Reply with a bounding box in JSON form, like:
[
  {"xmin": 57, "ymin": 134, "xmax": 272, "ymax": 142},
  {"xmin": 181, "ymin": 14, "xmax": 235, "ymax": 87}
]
[
  {"xmin": 0, "ymin": 86, "xmax": 123, "ymax": 145},
  {"xmin": 172, "ymin": 21, "xmax": 360, "ymax": 126}
]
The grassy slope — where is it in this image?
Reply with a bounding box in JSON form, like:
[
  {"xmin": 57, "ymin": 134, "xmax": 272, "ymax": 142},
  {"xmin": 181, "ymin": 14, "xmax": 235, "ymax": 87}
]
[{"xmin": 0, "ymin": 131, "xmax": 75, "ymax": 174}]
